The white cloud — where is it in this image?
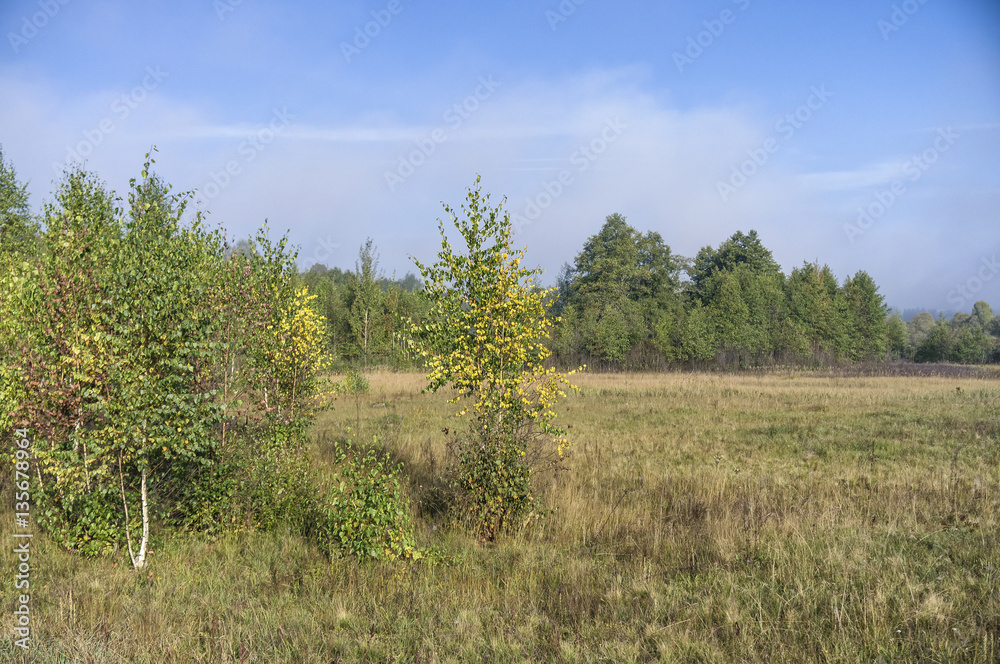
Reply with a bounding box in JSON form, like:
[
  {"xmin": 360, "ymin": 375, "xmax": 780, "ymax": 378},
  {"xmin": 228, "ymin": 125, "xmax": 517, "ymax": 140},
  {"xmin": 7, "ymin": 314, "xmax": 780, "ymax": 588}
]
[
  {"xmin": 3, "ymin": 63, "xmax": 995, "ymax": 310},
  {"xmin": 796, "ymin": 161, "xmax": 905, "ymax": 192}
]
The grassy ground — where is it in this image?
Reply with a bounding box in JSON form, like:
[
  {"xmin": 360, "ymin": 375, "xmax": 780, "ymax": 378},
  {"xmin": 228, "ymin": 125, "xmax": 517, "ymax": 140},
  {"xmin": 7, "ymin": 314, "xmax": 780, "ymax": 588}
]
[{"xmin": 3, "ymin": 370, "xmax": 999, "ymax": 662}]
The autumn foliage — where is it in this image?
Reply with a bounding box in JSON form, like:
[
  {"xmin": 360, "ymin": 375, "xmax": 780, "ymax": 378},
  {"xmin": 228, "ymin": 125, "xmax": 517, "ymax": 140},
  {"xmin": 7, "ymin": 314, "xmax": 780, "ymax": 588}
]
[
  {"xmin": 0, "ymin": 153, "xmax": 415, "ymax": 565},
  {"xmin": 412, "ymin": 177, "xmax": 581, "ymax": 540}
]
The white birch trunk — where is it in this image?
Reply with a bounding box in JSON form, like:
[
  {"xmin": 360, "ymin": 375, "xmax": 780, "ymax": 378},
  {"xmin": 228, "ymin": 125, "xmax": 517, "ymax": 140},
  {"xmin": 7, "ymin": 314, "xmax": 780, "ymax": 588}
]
[{"xmin": 122, "ymin": 465, "xmax": 150, "ymax": 570}]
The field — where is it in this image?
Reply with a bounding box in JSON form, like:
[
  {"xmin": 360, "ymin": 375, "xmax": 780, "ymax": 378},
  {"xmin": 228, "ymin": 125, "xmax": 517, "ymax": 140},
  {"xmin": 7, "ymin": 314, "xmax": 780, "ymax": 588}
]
[{"xmin": 3, "ymin": 370, "xmax": 999, "ymax": 663}]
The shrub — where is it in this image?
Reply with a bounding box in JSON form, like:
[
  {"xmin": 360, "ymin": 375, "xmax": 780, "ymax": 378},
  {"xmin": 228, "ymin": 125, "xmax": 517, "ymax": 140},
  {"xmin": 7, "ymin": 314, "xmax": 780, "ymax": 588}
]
[
  {"xmin": 316, "ymin": 434, "xmax": 417, "ymax": 560},
  {"xmin": 411, "ymin": 176, "xmax": 580, "ymax": 540}
]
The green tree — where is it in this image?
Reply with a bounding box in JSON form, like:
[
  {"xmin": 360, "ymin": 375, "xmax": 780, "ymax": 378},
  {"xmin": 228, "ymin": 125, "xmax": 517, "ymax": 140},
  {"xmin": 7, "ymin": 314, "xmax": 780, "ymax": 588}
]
[
  {"xmin": 948, "ymin": 327, "xmax": 990, "ymax": 364},
  {"xmin": 914, "ymin": 316, "xmax": 953, "ymax": 363},
  {"xmin": 688, "ymin": 229, "xmax": 780, "ymax": 301},
  {"xmin": 651, "ymin": 308, "xmax": 680, "ymax": 362},
  {"xmin": 302, "ymin": 263, "xmax": 354, "ymax": 361},
  {"xmin": 786, "ymin": 263, "xmax": 846, "ymax": 360},
  {"xmin": 707, "ymin": 270, "xmax": 751, "ymax": 366},
  {"xmin": 972, "ymin": 301, "xmax": 994, "ymax": 329},
  {"xmin": 685, "ymin": 231, "xmax": 789, "ymax": 365},
  {"xmin": 591, "ymin": 302, "xmax": 633, "ymax": 365},
  {"xmin": 952, "ymin": 312, "xmax": 974, "ymax": 329},
  {"xmin": 0, "ymin": 144, "xmax": 38, "ymax": 261},
  {"xmin": 95, "ymin": 167, "xmax": 224, "ymax": 568},
  {"xmin": 568, "ymin": 213, "xmax": 679, "ymax": 304},
  {"xmin": 907, "ymin": 312, "xmax": 936, "ymax": 347},
  {"xmin": 349, "ymin": 238, "xmax": 387, "ymax": 367},
  {"xmin": 4, "ymin": 159, "xmax": 226, "ymax": 565},
  {"xmin": 3, "ymin": 154, "xmax": 413, "ymax": 563},
  {"xmin": 988, "ymin": 314, "xmax": 1000, "ymax": 338},
  {"xmin": 886, "ymin": 311, "xmax": 909, "ymax": 360},
  {"xmin": 4, "ymin": 167, "xmax": 123, "ymax": 556},
  {"xmin": 741, "ymin": 267, "xmax": 787, "ymax": 359},
  {"xmin": 676, "ymin": 302, "xmax": 716, "ymax": 363},
  {"xmin": 5, "ymin": 155, "xmax": 344, "ymax": 564},
  {"xmin": 556, "ymin": 213, "xmax": 680, "ymax": 367},
  {"xmin": 411, "ymin": 177, "xmax": 579, "ymax": 540},
  {"xmin": 841, "ymin": 270, "xmax": 889, "ymax": 361}
]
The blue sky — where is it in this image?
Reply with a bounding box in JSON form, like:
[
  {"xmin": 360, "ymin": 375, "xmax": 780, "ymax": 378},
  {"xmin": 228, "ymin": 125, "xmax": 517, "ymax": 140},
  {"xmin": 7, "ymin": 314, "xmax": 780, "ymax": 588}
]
[{"xmin": 2, "ymin": 0, "xmax": 998, "ymax": 312}]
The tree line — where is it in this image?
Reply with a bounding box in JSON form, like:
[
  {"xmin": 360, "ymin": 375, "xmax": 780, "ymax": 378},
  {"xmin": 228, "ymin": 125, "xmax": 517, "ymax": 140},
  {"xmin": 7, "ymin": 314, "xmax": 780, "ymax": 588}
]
[
  {"xmin": 548, "ymin": 215, "xmax": 999, "ymax": 368},
  {"xmin": 4, "ymin": 146, "xmax": 996, "ymax": 376},
  {"xmin": 298, "ymin": 213, "xmax": 1000, "ymax": 370}
]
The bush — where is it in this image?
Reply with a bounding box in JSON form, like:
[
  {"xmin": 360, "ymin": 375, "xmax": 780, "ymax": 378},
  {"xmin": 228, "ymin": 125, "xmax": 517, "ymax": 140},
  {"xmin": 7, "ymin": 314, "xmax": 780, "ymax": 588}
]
[
  {"xmin": 315, "ymin": 434, "xmax": 417, "ymax": 560},
  {"xmin": 171, "ymin": 426, "xmax": 317, "ymax": 536},
  {"xmin": 0, "ymin": 155, "xmax": 417, "ymax": 565},
  {"xmin": 411, "ymin": 177, "xmax": 580, "ymax": 540}
]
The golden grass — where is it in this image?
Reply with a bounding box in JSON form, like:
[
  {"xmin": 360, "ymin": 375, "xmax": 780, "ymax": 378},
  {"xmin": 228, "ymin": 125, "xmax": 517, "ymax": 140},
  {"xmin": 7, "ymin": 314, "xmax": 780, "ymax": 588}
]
[{"xmin": 3, "ymin": 370, "xmax": 998, "ymax": 662}]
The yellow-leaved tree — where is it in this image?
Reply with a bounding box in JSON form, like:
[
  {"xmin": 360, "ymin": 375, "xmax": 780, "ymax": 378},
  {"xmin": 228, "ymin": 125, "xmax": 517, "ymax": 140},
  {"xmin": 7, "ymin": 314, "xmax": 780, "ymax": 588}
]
[
  {"xmin": 412, "ymin": 176, "xmax": 581, "ymax": 540},
  {"xmin": 263, "ymin": 285, "xmax": 332, "ymax": 421}
]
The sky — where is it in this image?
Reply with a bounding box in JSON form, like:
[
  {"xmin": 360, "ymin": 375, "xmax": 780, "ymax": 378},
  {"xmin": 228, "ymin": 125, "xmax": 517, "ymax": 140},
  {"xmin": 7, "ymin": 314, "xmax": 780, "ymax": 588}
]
[{"xmin": 1, "ymin": 0, "xmax": 998, "ymax": 313}]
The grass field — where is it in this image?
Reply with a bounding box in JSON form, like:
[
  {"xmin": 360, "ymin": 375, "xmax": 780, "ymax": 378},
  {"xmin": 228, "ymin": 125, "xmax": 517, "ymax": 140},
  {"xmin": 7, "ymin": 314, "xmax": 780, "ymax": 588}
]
[{"xmin": 3, "ymin": 370, "xmax": 999, "ymax": 663}]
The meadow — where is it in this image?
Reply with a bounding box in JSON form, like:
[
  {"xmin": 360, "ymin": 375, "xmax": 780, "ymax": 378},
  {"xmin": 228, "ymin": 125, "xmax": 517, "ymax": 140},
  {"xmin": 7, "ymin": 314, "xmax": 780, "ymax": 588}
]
[{"xmin": 3, "ymin": 369, "xmax": 998, "ymax": 663}]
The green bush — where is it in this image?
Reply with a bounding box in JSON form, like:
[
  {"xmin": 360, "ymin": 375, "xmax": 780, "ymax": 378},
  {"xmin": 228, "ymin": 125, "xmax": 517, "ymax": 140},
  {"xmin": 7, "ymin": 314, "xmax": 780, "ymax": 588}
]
[
  {"xmin": 1, "ymin": 155, "xmax": 418, "ymax": 565},
  {"xmin": 316, "ymin": 435, "xmax": 417, "ymax": 560},
  {"xmin": 171, "ymin": 427, "xmax": 317, "ymax": 536}
]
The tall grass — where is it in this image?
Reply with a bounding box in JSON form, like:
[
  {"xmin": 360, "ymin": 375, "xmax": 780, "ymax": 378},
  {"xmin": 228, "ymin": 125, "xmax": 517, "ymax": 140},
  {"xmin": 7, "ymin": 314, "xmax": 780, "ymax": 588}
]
[{"xmin": 3, "ymin": 370, "xmax": 998, "ymax": 662}]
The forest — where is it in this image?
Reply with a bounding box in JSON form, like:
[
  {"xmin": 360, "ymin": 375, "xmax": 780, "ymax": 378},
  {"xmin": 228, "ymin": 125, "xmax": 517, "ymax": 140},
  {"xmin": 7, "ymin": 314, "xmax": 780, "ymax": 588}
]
[
  {"xmin": 299, "ymin": 215, "xmax": 1000, "ymax": 372},
  {"xmin": 7, "ymin": 147, "xmax": 997, "ymax": 384}
]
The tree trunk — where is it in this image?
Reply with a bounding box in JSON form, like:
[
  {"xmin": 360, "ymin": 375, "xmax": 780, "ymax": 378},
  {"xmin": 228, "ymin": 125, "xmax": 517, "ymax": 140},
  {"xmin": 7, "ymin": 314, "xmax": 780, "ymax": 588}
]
[{"xmin": 121, "ymin": 460, "xmax": 150, "ymax": 570}]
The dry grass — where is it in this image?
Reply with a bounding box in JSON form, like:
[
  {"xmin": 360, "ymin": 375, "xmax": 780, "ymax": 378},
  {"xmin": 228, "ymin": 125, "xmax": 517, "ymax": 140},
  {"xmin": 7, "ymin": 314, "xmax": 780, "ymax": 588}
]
[{"xmin": 3, "ymin": 370, "xmax": 998, "ymax": 662}]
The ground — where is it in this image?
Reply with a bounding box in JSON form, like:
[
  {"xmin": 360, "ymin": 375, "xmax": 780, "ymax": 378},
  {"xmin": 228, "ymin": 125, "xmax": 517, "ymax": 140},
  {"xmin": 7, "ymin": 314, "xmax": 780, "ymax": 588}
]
[{"xmin": 3, "ymin": 369, "xmax": 998, "ymax": 662}]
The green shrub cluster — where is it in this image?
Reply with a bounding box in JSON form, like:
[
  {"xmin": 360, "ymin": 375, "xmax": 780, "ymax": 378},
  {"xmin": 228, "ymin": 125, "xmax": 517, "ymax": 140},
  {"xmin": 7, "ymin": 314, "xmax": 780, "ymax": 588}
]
[
  {"xmin": 0, "ymin": 152, "xmax": 417, "ymax": 565},
  {"xmin": 316, "ymin": 435, "xmax": 417, "ymax": 559}
]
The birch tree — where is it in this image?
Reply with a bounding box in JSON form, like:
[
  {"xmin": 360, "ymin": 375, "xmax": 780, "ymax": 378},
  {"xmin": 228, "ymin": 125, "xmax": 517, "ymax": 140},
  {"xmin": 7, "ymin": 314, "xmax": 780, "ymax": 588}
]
[{"xmin": 411, "ymin": 177, "xmax": 581, "ymax": 540}]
